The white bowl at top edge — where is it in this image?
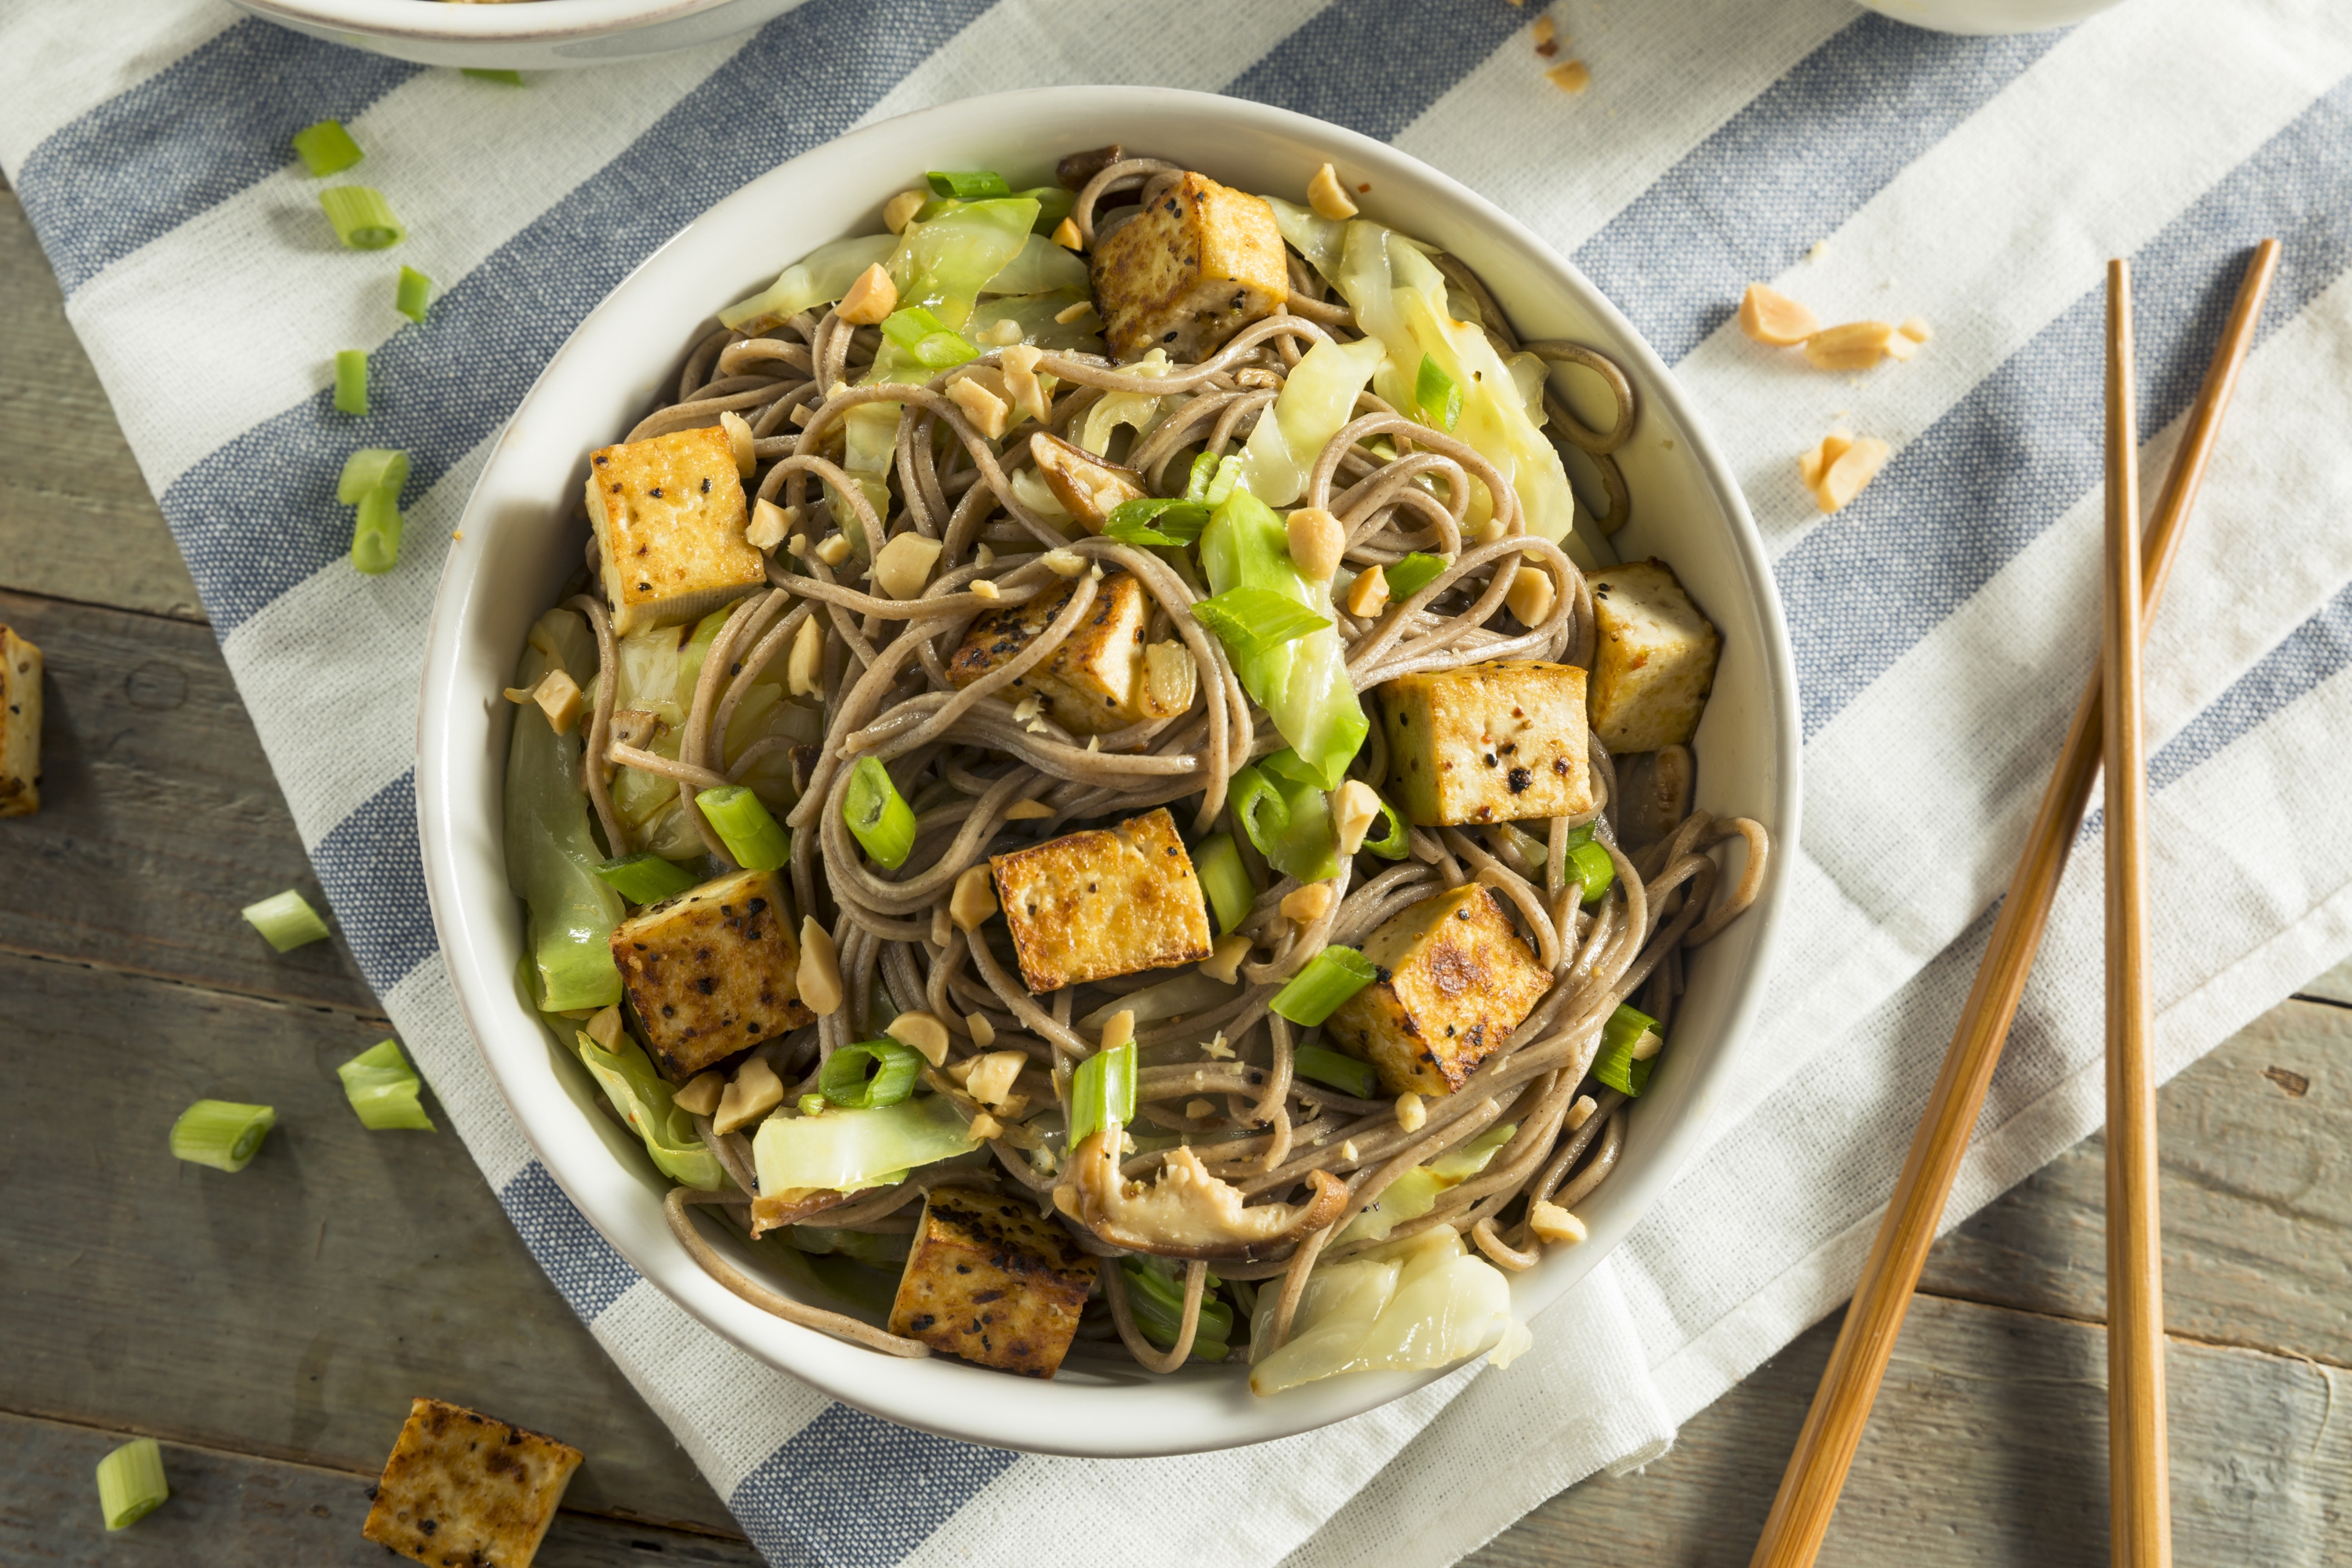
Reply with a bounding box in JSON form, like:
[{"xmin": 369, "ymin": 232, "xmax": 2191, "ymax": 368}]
[
  {"xmin": 416, "ymin": 85, "xmax": 1801, "ymax": 1457},
  {"xmin": 1849, "ymin": 0, "xmax": 2124, "ymax": 34},
  {"xmin": 223, "ymin": 0, "xmax": 793, "ymax": 70}
]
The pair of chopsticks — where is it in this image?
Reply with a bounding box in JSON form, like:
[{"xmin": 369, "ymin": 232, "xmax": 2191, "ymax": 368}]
[{"xmin": 1748, "ymin": 237, "xmax": 2281, "ymax": 1568}]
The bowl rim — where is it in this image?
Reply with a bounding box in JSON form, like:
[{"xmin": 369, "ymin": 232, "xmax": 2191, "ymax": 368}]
[
  {"xmin": 232, "ymin": 0, "xmax": 742, "ymax": 44},
  {"xmin": 416, "ymin": 82, "xmax": 1802, "ymax": 1457}
]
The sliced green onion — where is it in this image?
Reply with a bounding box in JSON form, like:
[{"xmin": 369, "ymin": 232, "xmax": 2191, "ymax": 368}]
[
  {"xmin": 1361, "ymin": 793, "xmax": 1410, "ymax": 859},
  {"xmin": 1568, "ymin": 838, "xmax": 1616, "ymax": 906},
  {"xmin": 336, "ymin": 1039, "xmax": 434, "ymax": 1131},
  {"xmin": 169, "ymin": 1100, "xmax": 276, "ymax": 1173},
  {"xmin": 878, "ymin": 306, "xmax": 978, "ymax": 369},
  {"xmin": 1385, "ymin": 552, "xmax": 1449, "ymax": 600},
  {"xmin": 290, "ymin": 119, "xmax": 363, "ymax": 177},
  {"xmin": 333, "ymin": 349, "xmax": 368, "ymax": 416},
  {"xmin": 1068, "ymin": 1041, "xmax": 1137, "ymax": 1154},
  {"xmin": 843, "ymin": 757, "xmax": 916, "ymax": 869},
  {"xmin": 1225, "ymin": 764, "xmax": 1289, "ymax": 865},
  {"xmin": 1185, "ymin": 451, "xmax": 1221, "ymax": 502},
  {"xmin": 1192, "ymin": 832, "xmax": 1254, "ymax": 935},
  {"xmin": 1414, "ymin": 354, "xmax": 1462, "ymax": 432},
  {"xmin": 241, "ymin": 888, "xmax": 330, "ymax": 951},
  {"xmin": 1564, "ymin": 818, "xmax": 1597, "ymax": 850},
  {"xmin": 1270, "ymin": 945, "xmax": 1377, "ymax": 1027},
  {"xmin": 394, "ymin": 264, "xmax": 434, "ymax": 323},
  {"xmin": 696, "ymin": 784, "xmax": 792, "ymax": 871},
  {"xmin": 318, "ymin": 185, "xmax": 405, "ymax": 250},
  {"xmin": 817, "ymin": 1039, "xmax": 923, "ymax": 1109},
  {"xmin": 336, "ymin": 447, "xmax": 409, "ymax": 505},
  {"xmin": 461, "ymin": 67, "xmax": 524, "ymax": 85},
  {"xmin": 1592, "ymin": 1003, "xmax": 1661, "ymax": 1096},
  {"xmin": 1293, "ymin": 1042, "xmax": 1379, "ymax": 1099},
  {"xmin": 798, "ymin": 1093, "xmax": 827, "ymax": 1116},
  {"xmin": 350, "ymin": 485, "xmax": 402, "ymax": 575},
  {"xmin": 96, "ymin": 1438, "xmax": 169, "ymax": 1531},
  {"xmin": 593, "ymin": 852, "xmax": 699, "ymax": 905},
  {"xmin": 1191, "ymin": 586, "xmax": 1331, "ymax": 661},
  {"xmin": 1201, "ymin": 453, "xmax": 1243, "ymax": 505},
  {"xmin": 1119, "ymin": 1257, "xmax": 1232, "ymax": 1359},
  {"xmin": 927, "ymin": 169, "xmax": 1012, "ymax": 199},
  {"xmin": 1102, "ymin": 496, "xmax": 1210, "ymax": 550}
]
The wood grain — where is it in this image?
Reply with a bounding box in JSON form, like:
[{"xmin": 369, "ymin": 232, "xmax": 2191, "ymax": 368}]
[
  {"xmin": 0, "ymin": 1411, "xmax": 757, "ymax": 1566},
  {"xmin": 2302, "ymin": 954, "xmax": 2352, "ymax": 1008},
  {"xmin": 0, "ymin": 191, "xmax": 201, "ymax": 622},
  {"xmin": 0, "ymin": 947, "xmax": 737, "ymax": 1538},
  {"xmin": 0, "ymin": 588, "xmax": 379, "ymax": 1013}
]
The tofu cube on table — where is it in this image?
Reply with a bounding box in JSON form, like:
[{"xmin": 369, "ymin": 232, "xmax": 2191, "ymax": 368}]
[
  {"xmin": 0, "ymin": 625, "xmax": 40, "ymax": 818},
  {"xmin": 1324, "ymin": 884, "xmax": 1553, "ymax": 1097},
  {"xmin": 888, "ymin": 1185, "xmax": 1099, "ymax": 1377},
  {"xmin": 1587, "ymin": 559, "xmax": 1721, "ymax": 753},
  {"xmin": 1378, "ymin": 659, "xmax": 1594, "ymax": 826},
  {"xmin": 609, "ymin": 866, "xmax": 815, "ymax": 1082},
  {"xmin": 586, "ymin": 425, "xmax": 764, "ymax": 636},
  {"xmin": 989, "ymin": 807, "xmax": 1213, "ymax": 993},
  {"xmin": 947, "ymin": 569, "xmax": 1154, "ymax": 736},
  {"xmin": 1090, "ymin": 171, "xmax": 1290, "ymax": 363},
  {"xmin": 361, "ymin": 1396, "xmax": 582, "ymax": 1568}
]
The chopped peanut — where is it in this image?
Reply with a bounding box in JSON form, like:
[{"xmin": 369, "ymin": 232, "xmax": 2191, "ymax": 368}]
[
  {"xmin": 1737, "ymin": 283, "xmax": 1820, "ymax": 348},
  {"xmin": 837, "ymin": 263, "xmax": 898, "ymax": 327},
  {"xmin": 1899, "ymin": 315, "xmax": 1933, "ymax": 343},
  {"xmin": 785, "ymin": 615, "xmax": 823, "ymax": 696},
  {"xmin": 1201, "ymin": 932, "xmax": 1250, "ymax": 985},
  {"xmin": 1395, "ymin": 1091, "xmax": 1427, "ymax": 1131},
  {"xmin": 969, "ymin": 579, "xmax": 1000, "ymax": 601},
  {"xmin": 1527, "ymin": 1200, "xmax": 1588, "ymax": 1244},
  {"xmin": 813, "ymin": 533, "xmax": 853, "ymax": 567},
  {"xmin": 883, "ymin": 189, "xmax": 927, "ymax": 234},
  {"xmin": 1144, "ymin": 641, "xmax": 1197, "ymax": 717},
  {"xmin": 1505, "ymin": 564, "xmax": 1555, "ymax": 628},
  {"xmin": 1307, "ymin": 162, "xmax": 1359, "ymax": 221},
  {"xmin": 946, "ymin": 375, "xmax": 1010, "ymax": 440},
  {"xmin": 1564, "ymin": 1093, "xmax": 1598, "ymax": 1131},
  {"xmin": 1802, "ymin": 320, "xmax": 1898, "ymax": 372},
  {"xmin": 1041, "ymin": 548, "xmax": 1087, "ymax": 578},
  {"xmin": 504, "ymin": 669, "xmax": 584, "ymax": 736},
  {"xmin": 978, "ymin": 318, "xmax": 1024, "ymax": 347},
  {"xmin": 719, "ymin": 410, "xmax": 757, "ymax": 477},
  {"xmin": 967, "ymin": 1111, "xmax": 1004, "ymax": 1142},
  {"xmin": 1798, "ymin": 430, "xmax": 1853, "ymax": 490},
  {"xmin": 1053, "ymin": 298, "xmax": 1096, "ymax": 325},
  {"xmin": 966, "ymin": 1011, "xmax": 997, "ymax": 1048},
  {"xmin": 1185, "ymin": 1098, "xmax": 1218, "ymax": 1120},
  {"xmin": 1000, "ymin": 343, "xmax": 1048, "ymax": 425},
  {"xmin": 1531, "ymin": 15, "xmax": 1556, "ymax": 46},
  {"xmin": 1344, "ymin": 564, "xmax": 1388, "ymax": 619},
  {"xmin": 746, "ymin": 499, "xmax": 794, "ymax": 552},
  {"xmin": 585, "ymin": 1006, "xmax": 626, "ymax": 1052},
  {"xmin": 1002, "ymin": 799, "xmax": 1054, "ymax": 822},
  {"xmin": 873, "ymin": 533, "xmax": 942, "ymax": 600},
  {"xmin": 963, "ymin": 1050, "xmax": 1029, "ymax": 1109},
  {"xmin": 1280, "ymin": 883, "xmax": 1334, "ymax": 923},
  {"xmin": 1286, "ymin": 506, "xmax": 1345, "ymax": 581},
  {"xmin": 1331, "ymin": 779, "xmax": 1383, "ymax": 856},
  {"xmin": 1098, "ymin": 1009, "xmax": 1136, "ymax": 1053},
  {"xmin": 950, "ymin": 864, "xmax": 998, "ymax": 932},
  {"xmin": 887, "ymin": 1009, "xmax": 952, "ymax": 1067},
  {"xmin": 1051, "ymin": 216, "xmax": 1083, "ymax": 251},
  {"xmin": 797, "ymin": 916, "xmax": 844, "ymax": 1014},
  {"xmin": 1629, "ymin": 1028, "xmax": 1664, "ymax": 1061},
  {"xmin": 1812, "ymin": 435, "xmax": 1891, "ymax": 514},
  {"xmin": 1546, "ymin": 60, "xmax": 1591, "ymax": 93},
  {"xmin": 714, "ymin": 1056, "xmax": 784, "ymax": 1135},
  {"xmin": 672, "ymin": 1070, "xmax": 724, "ymax": 1116}
]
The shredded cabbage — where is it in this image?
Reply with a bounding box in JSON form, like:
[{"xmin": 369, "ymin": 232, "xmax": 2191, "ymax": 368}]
[
  {"xmin": 506, "ymin": 612, "xmax": 623, "ymax": 1011},
  {"xmin": 1076, "ymin": 347, "xmax": 1177, "ymax": 459},
  {"xmin": 574, "ymin": 1029, "xmax": 725, "ymax": 1190},
  {"xmin": 1337, "ymin": 1120, "xmax": 1517, "ymax": 1243},
  {"xmin": 720, "ymin": 234, "xmax": 895, "ymax": 331},
  {"xmin": 753, "ymin": 1094, "xmax": 977, "ymax": 1199},
  {"xmin": 601, "ymin": 610, "xmax": 815, "ymax": 836},
  {"xmin": 1197, "ymin": 488, "xmax": 1367, "ymax": 788},
  {"xmin": 1234, "ymin": 335, "xmax": 1386, "ymax": 508},
  {"xmin": 1248, "ymin": 1229, "xmax": 1530, "ymax": 1395},
  {"xmin": 982, "ymin": 233, "xmax": 1089, "ymax": 296}
]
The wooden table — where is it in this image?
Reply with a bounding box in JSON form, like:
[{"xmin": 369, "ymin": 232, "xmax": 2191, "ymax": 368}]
[{"xmin": 5, "ymin": 179, "xmax": 2347, "ymax": 1566}]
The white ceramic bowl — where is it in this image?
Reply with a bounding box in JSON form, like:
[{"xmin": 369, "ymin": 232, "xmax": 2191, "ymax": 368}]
[
  {"xmin": 226, "ymin": 0, "xmax": 793, "ymax": 70},
  {"xmin": 1852, "ymin": 0, "xmax": 2126, "ymax": 33},
  {"xmin": 418, "ymin": 85, "xmax": 1800, "ymax": 1457}
]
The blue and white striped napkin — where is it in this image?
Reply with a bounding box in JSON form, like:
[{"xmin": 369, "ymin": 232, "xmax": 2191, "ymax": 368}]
[{"xmin": 8, "ymin": 1, "xmax": 2351, "ymax": 1561}]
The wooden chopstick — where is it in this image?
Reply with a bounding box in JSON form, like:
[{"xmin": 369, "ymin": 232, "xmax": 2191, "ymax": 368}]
[
  {"xmin": 2103, "ymin": 258, "xmax": 2171, "ymax": 1568},
  {"xmin": 1746, "ymin": 236, "xmax": 2280, "ymax": 1568}
]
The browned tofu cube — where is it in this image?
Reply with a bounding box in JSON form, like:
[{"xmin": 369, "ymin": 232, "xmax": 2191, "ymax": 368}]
[
  {"xmin": 989, "ymin": 807, "xmax": 1213, "ymax": 993},
  {"xmin": 1323, "ymin": 884, "xmax": 1552, "ymax": 1096},
  {"xmin": 610, "ymin": 867, "xmax": 815, "ymax": 1081},
  {"xmin": 1379, "ymin": 659, "xmax": 1594, "ymax": 826},
  {"xmin": 585, "ymin": 425, "xmax": 764, "ymax": 636},
  {"xmin": 1588, "ymin": 559, "xmax": 1722, "ymax": 753},
  {"xmin": 1090, "ymin": 171, "xmax": 1289, "ymax": 363},
  {"xmin": 361, "ymin": 1397, "xmax": 582, "ymax": 1568},
  {"xmin": 0, "ymin": 626, "xmax": 40, "ymax": 818},
  {"xmin": 888, "ymin": 1185, "xmax": 1098, "ymax": 1377},
  {"xmin": 946, "ymin": 569, "xmax": 1150, "ymax": 736}
]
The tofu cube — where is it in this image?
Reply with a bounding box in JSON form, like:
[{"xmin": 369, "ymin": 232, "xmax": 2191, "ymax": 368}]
[
  {"xmin": 1091, "ymin": 171, "xmax": 1289, "ymax": 363},
  {"xmin": 1323, "ymin": 884, "xmax": 1553, "ymax": 1097},
  {"xmin": 888, "ymin": 1185, "xmax": 1098, "ymax": 1377},
  {"xmin": 1587, "ymin": 559, "xmax": 1721, "ymax": 753},
  {"xmin": 1379, "ymin": 659, "xmax": 1594, "ymax": 827},
  {"xmin": 361, "ymin": 1396, "xmax": 582, "ymax": 1568},
  {"xmin": 585, "ymin": 425, "xmax": 764, "ymax": 637},
  {"xmin": 989, "ymin": 807, "xmax": 1214, "ymax": 993},
  {"xmin": 609, "ymin": 867, "xmax": 815, "ymax": 1081},
  {"xmin": 0, "ymin": 626, "xmax": 40, "ymax": 818},
  {"xmin": 946, "ymin": 569, "xmax": 1151, "ymax": 735}
]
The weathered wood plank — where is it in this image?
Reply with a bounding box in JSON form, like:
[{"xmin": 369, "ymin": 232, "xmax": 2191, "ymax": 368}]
[
  {"xmin": 0, "ymin": 588, "xmax": 379, "ymax": 1013},
  {"xmin": 1920, "ymin": 998, "xmax": 2352, "ymax": 1367},
  {"xmin": 0, "ymin": 191, "xmax": 201, "ymax": 622},
  {"xmin": 0, "ymin": 948, "xmax": 738, "ymax": 1538},
  {"xmin": 1472, "ymin": 1291, "xmax": 2350, "ymax": 1567},
  {"xmin": 2300, "ymin": 953, "xmax": 2352, "ymax": 1007},
  {"xmin": 0, "ymin": 1410, "xmax": 758, "ymax": 1566}
]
